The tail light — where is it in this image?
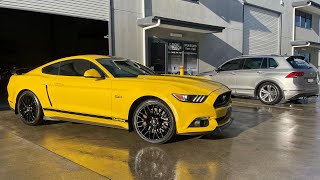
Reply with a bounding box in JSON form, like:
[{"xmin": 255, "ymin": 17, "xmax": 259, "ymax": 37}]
[{"xmin": 285, "ymin": 72, "xmax": 304, "ymax": 78}]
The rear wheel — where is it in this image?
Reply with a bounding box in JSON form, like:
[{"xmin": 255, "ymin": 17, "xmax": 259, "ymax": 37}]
[
  {"xmin": 258, "ymin": 82, "xmax": 282, "ymax": 105},
  {"xmin": 133, "ymin": 99, "xmax": 176, "ymax": 144},
  {"xmin": 17, "ymin": 91, "xmax": 44, "ymax": 126}
]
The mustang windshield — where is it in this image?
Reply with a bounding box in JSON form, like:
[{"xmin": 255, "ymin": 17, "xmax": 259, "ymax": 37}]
[{"xmin": 97, "ymin": 58, "xmax": 155, "ymax": 77}]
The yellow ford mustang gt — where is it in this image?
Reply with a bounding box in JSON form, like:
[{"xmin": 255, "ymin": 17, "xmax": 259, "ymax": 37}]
[{"xmin": 7, "ymin": 55, "xmax": 232, "ymax": 143}]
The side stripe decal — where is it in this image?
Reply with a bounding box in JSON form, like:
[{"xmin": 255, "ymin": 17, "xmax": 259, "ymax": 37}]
[{"xmin": 43, "ymin": 108, "xmax": 128, "ymax": 122}]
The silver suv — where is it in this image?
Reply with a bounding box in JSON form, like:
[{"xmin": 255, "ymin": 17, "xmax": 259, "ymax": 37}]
[{"xmin": 201, "ymin": 55, "xmax": 319, "ymax": 105}]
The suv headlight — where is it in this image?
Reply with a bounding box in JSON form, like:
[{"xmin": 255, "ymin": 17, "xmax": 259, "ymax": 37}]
[{"xmin": 172, "ymin": 94, "xmax": 208, "ymax": 103}]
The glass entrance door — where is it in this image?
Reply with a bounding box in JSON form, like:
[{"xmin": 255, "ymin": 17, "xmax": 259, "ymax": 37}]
[
  {"xmin": 149, "ymin": 38, "xmax": 199, "ymax": 74},
  {"xmin": 150, "ymin": 41, "xmax": 166, "ymax": 74},
  {"xmin": 167, "ymin": 42, "xmax": 183, "ymax": 74},
  {"xmin": 184, "ymin": 43, "xmax": 198, "ymax": 75}
]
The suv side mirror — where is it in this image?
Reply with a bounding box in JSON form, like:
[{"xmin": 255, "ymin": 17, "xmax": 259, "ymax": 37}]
[{"xmin": 84, "ymin": 69, "xmax": 103, "ymax": 78}]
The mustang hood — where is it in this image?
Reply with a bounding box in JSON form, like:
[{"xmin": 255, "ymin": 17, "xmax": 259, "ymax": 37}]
[{"xmin": 137, "ymin": 75, "xmax": 226, "ymax": 94}]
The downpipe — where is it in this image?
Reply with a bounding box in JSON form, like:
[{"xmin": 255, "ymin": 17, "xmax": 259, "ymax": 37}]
[
  {"xmin": 142, "ymin": 19, "xmax": 161, "ymax": 65},
  {"xmin": 291, "ymin": 2, "xmax": 312, "ymax": 55}
]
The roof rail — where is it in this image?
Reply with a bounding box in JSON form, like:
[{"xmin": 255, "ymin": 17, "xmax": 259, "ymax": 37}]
[{"xmin": 239, "ymin": 54, "xmax": 284, "ymax": 57}]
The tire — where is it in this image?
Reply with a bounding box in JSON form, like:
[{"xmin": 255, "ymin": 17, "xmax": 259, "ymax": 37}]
[
  {"xmin": 17, "ymin": 91, "xmax": 44, "ymax": 126},
  {"xmin": 257, "ymin": 82, "xmax": 282, "ymax": 105},
  {"xmin": 133, "ymin": 99, "xmax": 176, "ymax": 144}
]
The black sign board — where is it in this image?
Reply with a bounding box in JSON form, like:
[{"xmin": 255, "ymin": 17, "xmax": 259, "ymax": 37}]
[
  {"xmin": 168, "ymin": 42, "xmax": 183, "ymax": 54},
  {"xmin": 184, "ymin": 43, "xmax": 198, "ymax": 54}
]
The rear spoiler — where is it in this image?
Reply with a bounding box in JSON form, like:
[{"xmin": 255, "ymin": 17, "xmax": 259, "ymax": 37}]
[
  {"xmin": 287, "ymin": 56, "xmax": 305, "ymax": 60},
  {"xmin": 11, "ymin": 68, "xmax": 33, "ymax": 75}
]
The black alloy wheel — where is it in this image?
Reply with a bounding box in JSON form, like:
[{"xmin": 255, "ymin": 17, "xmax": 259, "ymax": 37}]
[
  {"xmin": 17, "ymin": 91, "xmax": 44, "ymax": 125},
  {"xmin": 133, "ymin": 99, "xmax": 176, "ymax": 144}
]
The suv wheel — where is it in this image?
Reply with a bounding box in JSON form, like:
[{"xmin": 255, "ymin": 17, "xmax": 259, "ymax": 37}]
[{"xmin": 258, "ymin": 82, "xmax": 282, "ymax": 105}]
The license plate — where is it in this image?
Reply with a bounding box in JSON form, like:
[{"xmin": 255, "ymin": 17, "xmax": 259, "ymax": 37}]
[{"xmin": 307, "ymin": 78, "xmax": 314, "ymax": 83}]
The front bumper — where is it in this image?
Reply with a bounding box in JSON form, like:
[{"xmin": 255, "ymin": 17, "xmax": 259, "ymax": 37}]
[{"xmin": 174, "ymin": 86, "xmax": 233, "ymax": 135}]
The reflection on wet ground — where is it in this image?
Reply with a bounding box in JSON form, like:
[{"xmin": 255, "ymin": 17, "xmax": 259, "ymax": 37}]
[{"xmin": 0, "ymin": 97, "xmax": 320, "ymax": 179}]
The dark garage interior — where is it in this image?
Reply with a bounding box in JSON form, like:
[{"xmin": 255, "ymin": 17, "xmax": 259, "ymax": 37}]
[
  {"xmin": 0, "ymin": 7, "xmax": 109, "ymax": 68},
  {"xmin": 0, "ymin": 7, "xmax": 109, "ymax": 106}
]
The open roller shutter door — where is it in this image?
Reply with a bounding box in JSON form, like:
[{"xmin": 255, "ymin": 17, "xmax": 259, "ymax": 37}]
[
  {"xmin": 243, "ymin": 5, "xmax": 280, "ymax": 55},
  {"xmin": 0, "ymin": 0, "xmax": 109, "ymax": 21}
]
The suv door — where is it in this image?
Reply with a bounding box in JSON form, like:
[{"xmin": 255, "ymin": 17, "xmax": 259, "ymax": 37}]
[
  {"xmin": 49, "ymin": 59, "xmax": 111, "ymax": 118},
  {"xmin": 236, "ymin": 58, "xmax": 265, "ymax": 96},
  {"xmin": 214, "ymin": 59, "xmax": 244, "ymax": 93}
]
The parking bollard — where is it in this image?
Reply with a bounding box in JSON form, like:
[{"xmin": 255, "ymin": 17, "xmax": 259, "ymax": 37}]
[{"xmin": 180, "ymin": 66, "xmax": 184, "ymax": 76}]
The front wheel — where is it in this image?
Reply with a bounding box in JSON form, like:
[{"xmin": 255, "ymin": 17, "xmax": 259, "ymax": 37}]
[
  {"xmin": 17, "ymin": 91, "xmax": 44, "ymax": 126},
  {"xmin": 258, "ymin": 82, "xmax": 282, "ymax": 105},
  {"xmin": 133, "ymin": 99, "xmax": 176, "ymax": 144}
]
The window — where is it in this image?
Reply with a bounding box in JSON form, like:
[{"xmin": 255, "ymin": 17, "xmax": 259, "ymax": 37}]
[
  {"xmin": 295, "ymin": 10, "xmax": 312, "ymax": 29},
  {"xmin": 261, "ymin": 58, "xmax": 268, "ymax": 69},
  {"xmin": 287, "ymin": 57, "xmax": 311, "ymax": 69},
  {"xmin": 243, "ymin": 58, "xmax": 264, "ymax": 69},
  {"xmin": 219, "ymin": 59, "xmax": 244, "ymax": 71},
  {"xmin": 185, "ymin": 0, "xmax": 199, "ymax": 2},
  {"xmin": 268, "ymin": 58, "xmax": 278, "ymax": 69},
  {"xmin": 97, "ymin": 58, "xmax": 155, "ymax": 77},
  {"xmin": 59, "ymin": 59, "xmax": 104, "ymax": 77},
  {"xmin": 295, "ymin": 11, "xmax": 301, "ymax": 27},
  {"xmin": 306, "ymin": 14, "xmax": 312, "ymax": 29},
  {"xmin": 295, "ymin": 51, "xmax": 311, "ymax": 63},
  {"xmin": 42, "ymin": 62, "xmax": 60, "ymax": 75},
  {"xmin": 59, "ymin": 60, "xmax": 91, "ymax": 76}
]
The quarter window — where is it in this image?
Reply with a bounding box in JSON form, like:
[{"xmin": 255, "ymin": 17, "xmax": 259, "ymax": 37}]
[
  {"xmin": 42, "ymin": 62, "xmax": 60, "ymax": 75},
  {"xmin": 219, "ymin": 59, "xmax": 244, "ymax": 71},
  {"xmin": 268, "ymin": 58, "xmax": 278, "ymax": 69},
  {"xmin": 243, "ymin": 58, "xmax": 264, "ymax": 69},
  {"xmin": 295, "ymin": 10, "xmax": 312, "ymax": 29}
]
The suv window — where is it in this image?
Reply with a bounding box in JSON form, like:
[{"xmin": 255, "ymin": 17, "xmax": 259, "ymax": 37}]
[
  {"xmin": 42, "ymin": 62, "xmax": 60, "ymax": 75},
  {"xmin": 261, "ymin": 58, "xmax": 268, "ymax": 69},
  {"xmin": 243, "ymin": 58, "xmax": 264, "ymax": 69},
  {"xmin": 219, "ymin": 59, "xmax": 244, "ymax": 71},
  {"xmin": 269, "ymin": 58, "xmax": 278, "ymax": 68},
  {"xmin": 287, "ymin": 57, "xmax": 311, "ymax": 69}
]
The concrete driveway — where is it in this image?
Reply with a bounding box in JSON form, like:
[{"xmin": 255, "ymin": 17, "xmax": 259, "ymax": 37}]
[{"xmin": 0, "ymin": 96, "xmax": 320, "ymax": 179}]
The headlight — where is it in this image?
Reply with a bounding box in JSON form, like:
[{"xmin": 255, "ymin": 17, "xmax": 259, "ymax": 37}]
[{"xmin": 172, "ymin": 94, "xmax": 208, "ymax": 103}]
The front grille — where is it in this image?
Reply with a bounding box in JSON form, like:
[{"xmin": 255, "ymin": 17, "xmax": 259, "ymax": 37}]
[{"xmin": 213, "ymin": 91, "xmax": 231, "ymax": 108}]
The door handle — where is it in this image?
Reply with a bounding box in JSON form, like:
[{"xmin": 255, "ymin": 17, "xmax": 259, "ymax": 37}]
[
  {"xmin": 257, "ymin": 71, "xmax": 263, "ymax": 74},
  {"xmin": 54, "ymin": 83, "xmax": 64, "ymax": 86},
  {"xmin": 231, "ymin": 72, "xmax": 236, "ymax": 75}
]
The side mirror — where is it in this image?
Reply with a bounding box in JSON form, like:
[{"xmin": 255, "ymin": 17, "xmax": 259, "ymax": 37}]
[
  {"xmin": 84, "ymin": 69, "xmax": 103, "ymax": 78},
  {"xmin": 215, "ymin": 68, "xmax": 221, "ymax": 73}
]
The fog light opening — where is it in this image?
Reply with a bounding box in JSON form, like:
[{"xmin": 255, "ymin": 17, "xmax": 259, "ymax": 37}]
[{"xmin": 189, "ymin": 117, "xmax": 209, "ymax": 127}]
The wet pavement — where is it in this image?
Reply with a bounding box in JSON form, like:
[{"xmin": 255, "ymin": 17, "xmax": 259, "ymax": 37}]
[{"xmin": 1, "ymin": 96, "xmax": 320, "ymax": 179}]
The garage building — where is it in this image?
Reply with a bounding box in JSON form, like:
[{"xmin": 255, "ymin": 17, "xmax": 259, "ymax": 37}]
[{"xmin": 1, "ymin": 0, "xmax": 320, "ymax": 73}]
